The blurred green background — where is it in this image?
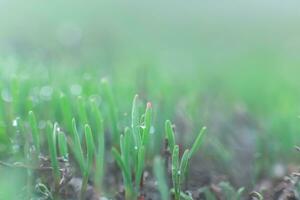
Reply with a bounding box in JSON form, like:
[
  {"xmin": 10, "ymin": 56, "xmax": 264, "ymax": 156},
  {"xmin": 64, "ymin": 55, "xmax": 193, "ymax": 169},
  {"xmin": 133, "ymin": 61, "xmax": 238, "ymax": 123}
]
[{"xmin": 0, "ymin": 0, "xmax": 300, "ymax": 194}]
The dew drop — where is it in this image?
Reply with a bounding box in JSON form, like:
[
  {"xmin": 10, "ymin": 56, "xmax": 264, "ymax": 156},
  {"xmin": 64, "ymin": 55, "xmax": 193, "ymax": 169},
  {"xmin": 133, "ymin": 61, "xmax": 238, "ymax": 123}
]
[{"xmin": 12, "ymin": 119, "xmax": 18, "ymax": 127}]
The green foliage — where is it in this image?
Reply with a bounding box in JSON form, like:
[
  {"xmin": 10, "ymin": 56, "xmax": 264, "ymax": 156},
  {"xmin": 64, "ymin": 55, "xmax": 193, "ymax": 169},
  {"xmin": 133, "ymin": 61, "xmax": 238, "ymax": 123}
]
[
  {"xmin": 90, "ymin": 99, "xmax": 105, "ymax": 191},
  {"xmin": 166, "ymin": 120, "xmax": 207, "ymax": 200},
  {"xmin": 46, "ymin": 122, "xmax": 60, "ymax": 187},
  {"xmin": 28, "ymin": 111, "xmax": 40, "ymax": 156},
  {"xmin": 57, "ymin": 131, "xmax": 68, "ymax": 159},
  {"xmin": 112, "ymin": 95, "xmax": 152, "ymax": 200},
  {"xmin": 69, "ymin": 119, "xmax": 97, "ymax": 199}
]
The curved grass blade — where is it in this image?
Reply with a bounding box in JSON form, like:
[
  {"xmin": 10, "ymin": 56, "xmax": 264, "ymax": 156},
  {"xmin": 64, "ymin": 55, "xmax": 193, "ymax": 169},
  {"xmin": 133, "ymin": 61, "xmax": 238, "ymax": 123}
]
[
  {"xmin": 165, "ymin": 120, "xmax": 175, "ymax": 153},
  {"xmin": 179, "ymin": 149, "xmax": 190, "ymax": 184},
  {"xmin": 189, "ymin": 126, "xmax": 207, "ymax": 159},
  {"xmin": 84, "ymin": 124, "xmax": 95, "ymax": 173},
  {"xmin": 112, "ymin": 147, "xmax": 133, "ymax": 198},
  {"xmin": 142, "ymin": 102, "xmax": 152, "ymax": 147},
  {"xmin": 70, "ymin": 118, "xmax": 85, "ymax": 173},
  {"xmin": 81, "ymin": 124, "xmax": 95, "ymax": 199},
  {"xmin": 46, "ymin": 122, "xmax": 60, "ymax": 186}
]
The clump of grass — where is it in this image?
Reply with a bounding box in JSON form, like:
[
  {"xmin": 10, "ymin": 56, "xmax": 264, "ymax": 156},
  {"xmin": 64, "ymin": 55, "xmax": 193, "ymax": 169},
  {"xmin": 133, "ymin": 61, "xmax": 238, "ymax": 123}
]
[
  {"xmin": 112, "ymin": 95, "xmax": 152, "ymax": 199},
  {"xmin": 165, "ymin": 120, "xmax": 206, "ymax": 200},
  {"xmin": 69, "ymin": 119, "xmax": 96, "ymax": 199},
  {"xmin": 90, "ymin": 99, "xmax": 105, "ymax": 193}
]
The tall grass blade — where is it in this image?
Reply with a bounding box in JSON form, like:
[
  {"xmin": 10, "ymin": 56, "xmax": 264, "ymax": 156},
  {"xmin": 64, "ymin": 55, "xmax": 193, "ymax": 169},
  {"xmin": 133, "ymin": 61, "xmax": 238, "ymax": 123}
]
[
  {"xmin": 28, "ymin": 111, "xmax": 40, "ymax": 156},
  {"xmin": 189, "ymin": 126, "xmax": 207, "ymax": 159}
]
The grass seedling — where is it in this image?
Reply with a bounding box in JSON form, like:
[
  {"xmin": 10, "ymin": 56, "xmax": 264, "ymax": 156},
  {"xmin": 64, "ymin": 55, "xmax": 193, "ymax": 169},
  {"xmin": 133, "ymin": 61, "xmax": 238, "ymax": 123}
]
[
  {"xmin": 46, "ymin": 122, "xmax": 60, "ymax": 188},
  {"xmin": 112, "ymin": 95, "xmax": 152, "ymax": 200},
  {"xmin": 90, "ymin": 99, "xmax": 105, "ymax": 192},
  {"xmin": 166, "ymin": 120, "xmax": 206, "ymax": 200},
  {"xmin": 82, "ymin": 124, "xmax": 95, "ymax": 199},
  {"xmin": 28, "ymin": 111, "xmax": 40, "ymax": 157},
  {"xmin": 154, "ymin": 157, "xmax": 169, "ymax": 200},
  {"xmin": 69, "ymin": 119, "xmax": 95, "ymax": 200}
]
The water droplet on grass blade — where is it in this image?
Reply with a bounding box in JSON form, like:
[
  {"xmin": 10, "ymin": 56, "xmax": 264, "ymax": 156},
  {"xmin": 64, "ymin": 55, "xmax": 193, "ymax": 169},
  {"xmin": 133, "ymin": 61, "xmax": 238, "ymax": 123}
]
[{"xmin": 12, "ymin": 119, "xmax": 18, "ymax": 127}]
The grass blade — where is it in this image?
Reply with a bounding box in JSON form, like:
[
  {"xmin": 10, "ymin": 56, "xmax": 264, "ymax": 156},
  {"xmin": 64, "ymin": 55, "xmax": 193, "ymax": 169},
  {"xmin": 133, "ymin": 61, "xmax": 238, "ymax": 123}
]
[
  {"xmin": 70, "ymin": 118, "xmax": 85, "ymax": 173},
  {"xmin": 135, "ymin": 145, "xmax": 145, "ymax": 191},
  {"xmin": 165, "ymin": 120, "xmax": 175, "ymax": 153},
  {"xmin": 172, "ymin": 145, "xmax": 180, "ymax": 199},
  {"xmin": 46, "ymin": 122, "xmax": 60, "ymax": 186},
  {"xmin": 57, "ymin": 131, "xmax": 68, "ymax": 159},
  {"xmin": 179, "ymin": 149, "xmax": 190, "ymax": 184},
  {"xmin": 28, "ymin": 111, "xmax": 40, "ymax": 156},
  {"xmin": 131, "ymin": 94, "xmax": 141, "ymax": 147},
  {"xmin": 142, "ymin": 102, "xmax": 152, "ymax": 146},
  {"xmin": 90, "ymin": 100, "xmax": 105, "ymax": 190},
  {"xmin": 189, "ymin": 126, "xmax": 207, "ymax": 159}
]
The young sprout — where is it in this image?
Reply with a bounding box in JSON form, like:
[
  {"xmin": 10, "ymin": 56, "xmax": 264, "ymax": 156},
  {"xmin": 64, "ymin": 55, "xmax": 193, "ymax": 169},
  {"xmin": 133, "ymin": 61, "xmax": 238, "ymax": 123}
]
[
  {"xmin": 90, "ymin": 99, "xmax": 105, "ymax": 192},
  {"xmin": 28, "ymin": 111, "xmax": 40, "ymax": 157},
  {"xmin": 112, "ymin": 95, "xmax": 152, "ymax": 200},
  {"xmin": 166, "ymin": 120, "xmax": 207, "ymax": 200},
  {"xmin": 69, "ymin": 119, "xmax": 96, "ymax": 200},
  {"xmin": 70, "ymin": 118, "xmax": 85, "ymax": 173},
  {"xmin": 165, "ymin": 120, "xmax": 175, "ymax": 153},
  {"xmin": 46, "ymin": 122, "xmax": 60, "ymax": 188},
  {"xmin": 81, "ymin": 124, "xmax": 95, "ymax": 199}
]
